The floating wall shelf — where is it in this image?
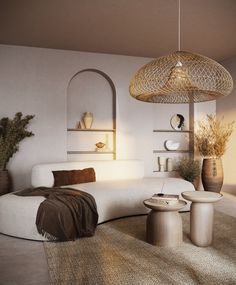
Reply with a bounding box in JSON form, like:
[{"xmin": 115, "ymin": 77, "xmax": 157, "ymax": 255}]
[
  {"xmin": 153, "ymin": 170, "xmax": 176, "ymax": 173},
  {"xmin": 152, "ymin": 104, "xmax": 195, "ymax": 176},
  {"xmin": 153, "ymin": 129, "xmax": 192, "ymax": 133},
  {"xmin": 67, "ymin": 128, "xmax": 115, "ymax": 132},
  {"xmin": 67, "ymin": 151, "xmax": 115, "ymax": 155},
  {"xmin": 153, "ymin": 150, "xmax": 191, "ymax": 154}
]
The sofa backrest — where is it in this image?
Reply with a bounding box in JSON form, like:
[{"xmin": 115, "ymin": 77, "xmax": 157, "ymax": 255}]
[{"xmin": 31, "ymin": 160, "xmax": 144, "ymax": 187}]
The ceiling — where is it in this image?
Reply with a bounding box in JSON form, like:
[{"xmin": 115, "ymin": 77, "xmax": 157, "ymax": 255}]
[{"xmin": 1, "ymin": 0, "xmax": 236, "ymax": 61}]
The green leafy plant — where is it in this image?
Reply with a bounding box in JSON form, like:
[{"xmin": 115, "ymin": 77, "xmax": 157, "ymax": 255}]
[
  {"xmin": 0, "ymin": 112, "xmax": 35, "ymax": 170},
  {"xmin": 195, "ymin": 114, "xmax": 234, "ymax": 158},
  {"xmin": 176, "ymin": 157, "xmax": 200, "ymax": 183}
]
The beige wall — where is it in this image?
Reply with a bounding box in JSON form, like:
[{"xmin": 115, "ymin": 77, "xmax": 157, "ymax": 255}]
[
  {"xmin": 0, "ymin": 44, "xmax": 215, "ymax": 190},
  {"xmin": 217, "ymin": 56, "xmax": 236, "ymax": 194},
  {"xmin": 0, "ymin": 45, "xmax": 151, "ymax": 190}
]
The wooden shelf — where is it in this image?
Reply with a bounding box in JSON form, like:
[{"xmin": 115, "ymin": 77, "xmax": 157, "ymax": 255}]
[
  {"xmin": 67, "ymin": 151, "xmax": 115, "ymax": 155},
  {"xmin": 153, "ymin": 150, "xmax": 191, "ymax": 154},
  {"xmin": 153, "ymin": 129, "xmax": 192, "ymax": 133},
  {"xmin": 67, "ymin": 128, "xmax": 115, "ymax": 132},
  {"xmin": 153, "ymin": 170, "xmax": 176, "ymax": 173}
]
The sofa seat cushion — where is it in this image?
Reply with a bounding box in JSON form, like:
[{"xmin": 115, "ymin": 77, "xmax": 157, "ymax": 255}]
[
  {"xmin": 66, "ymin": 177, "xmax": 193, "ymax": 224},
  {"xmin": 0, "ymin": 177, "xmax": 194, "ymax": 241},
  {"xmin": 0, "ymin": 193, "xmax": 46, "ymax": 240}
]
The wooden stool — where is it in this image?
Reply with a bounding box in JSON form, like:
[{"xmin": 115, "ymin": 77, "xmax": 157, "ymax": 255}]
[
  {"xmin": 182, "ymin": 191, "xmax": 222, "ymax": 247},
  {"xmin": 144, "ymin": 199, "xmax": 187, "ymax": 247}
]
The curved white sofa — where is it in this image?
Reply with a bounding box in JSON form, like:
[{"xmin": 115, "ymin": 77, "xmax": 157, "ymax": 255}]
[{"xmin": 0, "ymin": 160, "xmax": 195, "ymax": 241}]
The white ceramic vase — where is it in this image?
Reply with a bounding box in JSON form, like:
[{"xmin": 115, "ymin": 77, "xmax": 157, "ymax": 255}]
[
  {"xmin": 167, "ymin": 158, "xmax": 173, "ymax": 171},
  {"xmin": 158, "ymin": 157, "xmax": 166, "ymax": 172},
  {"xmin": 83, "ymin": 112, "xmax": 93, "ymax": 129}
]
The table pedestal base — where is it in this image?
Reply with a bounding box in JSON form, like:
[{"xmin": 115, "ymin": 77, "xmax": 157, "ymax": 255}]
[
  {"xmin": 146, "ymin": 210, "xmax": 183, "ymax": 247},
  {"xmin": 190, "ymin": 202, "xmax": 214, "ymax": 247}
]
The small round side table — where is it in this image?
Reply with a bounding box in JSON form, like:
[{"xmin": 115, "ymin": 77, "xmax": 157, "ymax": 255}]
[
  {"xmin": 143, "ymin": 199, "xmax": 187, "ymax": 247},
  {"xmin": 182, "ymin": 191, "xmax": 222, "ymax": 247}
]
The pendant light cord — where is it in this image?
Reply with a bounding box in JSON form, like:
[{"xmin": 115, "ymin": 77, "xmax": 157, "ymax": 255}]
[{"xmin": 178, "ymin": 0, "xmax": 181, "ymax": 51}]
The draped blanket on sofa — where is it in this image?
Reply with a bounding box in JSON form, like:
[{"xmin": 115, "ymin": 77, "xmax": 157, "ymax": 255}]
[{"xmin": 15, "ymin": 187, "xmax": 98, "ymax": 241}]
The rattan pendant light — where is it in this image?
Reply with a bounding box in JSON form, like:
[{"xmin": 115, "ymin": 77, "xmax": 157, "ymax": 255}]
[{"xmin": 129, "ymin": 0, "xmax": 233, "ymax": 103}]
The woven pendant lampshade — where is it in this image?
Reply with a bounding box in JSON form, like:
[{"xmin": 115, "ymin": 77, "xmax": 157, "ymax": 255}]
[{"xmin": 129, "ymin": 51, "xmax": 233, "ymax": 103}]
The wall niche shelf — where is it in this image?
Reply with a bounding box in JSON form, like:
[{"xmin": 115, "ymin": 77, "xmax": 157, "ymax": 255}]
[{"xmin": 67, "ymin": 68, "xmax": 116, "ymax": 160}]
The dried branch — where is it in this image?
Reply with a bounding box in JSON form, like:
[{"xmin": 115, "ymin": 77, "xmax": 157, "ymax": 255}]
[{"xmin": 195, "ymin": 114, "xmax": 234, "ymax": 158}]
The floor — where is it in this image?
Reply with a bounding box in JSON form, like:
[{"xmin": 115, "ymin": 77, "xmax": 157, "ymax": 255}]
[{"xmin": 0, "ymin": 191, "xmax": 235, "ymax": 285}]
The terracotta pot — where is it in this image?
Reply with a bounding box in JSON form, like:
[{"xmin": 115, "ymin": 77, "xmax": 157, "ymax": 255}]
[
  {"xmin": 0, "ymin": 170, "xmax": 11, "ymax": 195},
  {"xmin": 201, "ymin": 158, "xmax": 223, "ymax": 193}
]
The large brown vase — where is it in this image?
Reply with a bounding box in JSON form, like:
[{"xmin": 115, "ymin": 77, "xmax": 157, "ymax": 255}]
[
  {"xmin": 0, "ymin": 170, "xmax": 11, "ymax": 195},
  {"xmin": 201, "ymin": 158, "xmax": 223, "ymax": 193}
]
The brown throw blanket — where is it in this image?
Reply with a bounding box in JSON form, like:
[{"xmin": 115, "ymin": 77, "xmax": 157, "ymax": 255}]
[{"xmin": 15, "ymin": 187, "xmax": 98, "ymax": 241}]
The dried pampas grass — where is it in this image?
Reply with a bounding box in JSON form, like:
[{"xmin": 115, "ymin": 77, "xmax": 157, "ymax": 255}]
[{"xmin": 195, "ymin": 114, "xmax": 234, "ymax": 158}]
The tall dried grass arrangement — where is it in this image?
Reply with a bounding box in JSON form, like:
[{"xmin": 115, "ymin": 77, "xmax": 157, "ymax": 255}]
[{"xmin": 195, "ymin": 114, "xmax": 234, "ymax": 158}]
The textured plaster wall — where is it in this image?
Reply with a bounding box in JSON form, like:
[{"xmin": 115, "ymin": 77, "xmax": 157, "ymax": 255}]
[{"xmin": 0, "ymin": 45, "xmax": 215, "ymax": 190}]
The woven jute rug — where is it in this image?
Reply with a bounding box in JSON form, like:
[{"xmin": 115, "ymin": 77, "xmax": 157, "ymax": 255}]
[{"xmin": 44, "ymin": 211, "xmax": 236, "ymax": 285}]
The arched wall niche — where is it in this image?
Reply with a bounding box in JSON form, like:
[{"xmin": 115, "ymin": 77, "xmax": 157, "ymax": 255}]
[{"xmin": 67, "ymin": 68, "xmax": 116, "ymax": 160}]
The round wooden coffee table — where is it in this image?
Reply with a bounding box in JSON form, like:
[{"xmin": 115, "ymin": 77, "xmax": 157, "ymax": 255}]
[
  {"xmin": 143, "ymin": 199, "xmax": 187, "ymax": 247},
  {"xmin": 182, "ymin": 191, "xmax": 223, "ymax": 247}
]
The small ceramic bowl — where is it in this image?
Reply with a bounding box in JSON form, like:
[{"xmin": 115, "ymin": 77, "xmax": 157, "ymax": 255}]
[
  {"xmin": 164, "ymin": 140, "xmax": 180, "ymax": 151},
  {"xmin": 95, "ymin": 142, "xmax": 106, "ymax": 149}
]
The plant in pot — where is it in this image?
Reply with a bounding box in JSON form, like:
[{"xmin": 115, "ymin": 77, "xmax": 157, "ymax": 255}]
[
  {"xmin": 195, "ymin": 114, "xmax": 234, "ymax": 193},
  {"xmin": 0, "ymin": 112, "xmax": 34, "ymax": 195},
  {"xmin": 175, "ymin": 157, "xmax": 200, "ymax": 190}
]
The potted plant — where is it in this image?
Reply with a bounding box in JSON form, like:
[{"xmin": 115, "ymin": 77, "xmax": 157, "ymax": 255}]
[
  {"xmin": 195, "ymin": 114, "xmax": 234, "ymax": 193},
  {"xmin": 0, "ymin": 112, "xmax": 34, "ymax": 195},
  {"xmin": 175, "ymin": 157, "xmax": 200, "ymax": 190}
]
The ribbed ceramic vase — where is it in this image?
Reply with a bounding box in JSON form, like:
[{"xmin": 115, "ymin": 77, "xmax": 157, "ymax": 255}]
[
  {"xmin": 83, "ymin": 112, "xmax": 93, "ymax": 129},
  {"xmin": 0, "ymin": 170, "xmax": 11, "ymax": 195},
  {"xmin": 201, "ymin": 158, "xmax": 223, "ymax": 193}
]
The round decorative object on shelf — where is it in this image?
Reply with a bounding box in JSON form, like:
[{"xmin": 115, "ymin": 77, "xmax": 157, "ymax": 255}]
[
  {"xmin": 170, "ymin": 114, "xmax": 185, "ymax": 130},
  {"xmin": 95, "ymin": 142, "xmax": 105, "ymax": 149},
  {"xmin": 95, "ymin": 142, "xmax": 106, "ymax": 152},
  {"xmin": 164, "ymin": 140, "xmax": 180, "ymax": 151}
]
